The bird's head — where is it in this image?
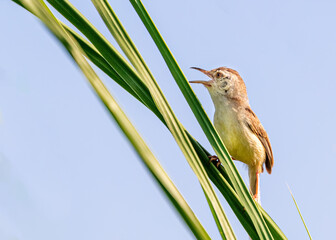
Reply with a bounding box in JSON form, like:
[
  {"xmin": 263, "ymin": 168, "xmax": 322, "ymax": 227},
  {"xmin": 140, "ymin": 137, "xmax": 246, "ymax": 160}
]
[{"xmin": 190, "ymin": 67, "xmax": 248, "ymax": 103}]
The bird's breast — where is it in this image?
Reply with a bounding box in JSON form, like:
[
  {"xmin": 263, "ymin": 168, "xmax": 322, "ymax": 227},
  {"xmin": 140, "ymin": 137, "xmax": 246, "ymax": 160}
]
[{"xmin": 213, "ymin": 104, "xmax": 265, "ymax": 167}]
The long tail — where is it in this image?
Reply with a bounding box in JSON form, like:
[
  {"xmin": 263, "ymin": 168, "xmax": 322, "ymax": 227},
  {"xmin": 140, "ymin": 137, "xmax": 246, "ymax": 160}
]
[{"xmin": 248, "ymin": 166, "xmax": 261, "ymax": 204}]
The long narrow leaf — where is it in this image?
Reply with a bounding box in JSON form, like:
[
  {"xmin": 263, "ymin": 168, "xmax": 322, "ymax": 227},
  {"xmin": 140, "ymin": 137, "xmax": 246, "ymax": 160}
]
[
  {"xmin": 288, "ymin": 186, "xmax": 312, "ymax": 240},
  {"xmin": 12, "ymin": 1, "xmax": 212, "ymax": 239},
  {"xmin": 91, "ymin": 0, "xmax": 150, "ymax": 79},
  {"xmin": 14, "ymin": 1, "xmax": 286, "ymax": 238},
  {"xmin": 65, "ymin": 23, "xmax": 285, "ymax": 239},
  {"xmin": 129, "ymin": 1, "xmax": 274, "ymax": 239},
  {"xmin": 46, "ymin": 0, "xmax": 159, "ymax": 115},
  {"xmin": 44, "ymin": 0, "xmax": 235, "ymax": 238},
  {"xmin": 258, "ymin": 207, "xmax": 288, "ymax": 240},
  {"xmin": 91, "ymin": 0, "xmax": 235, "ymax": 238}
]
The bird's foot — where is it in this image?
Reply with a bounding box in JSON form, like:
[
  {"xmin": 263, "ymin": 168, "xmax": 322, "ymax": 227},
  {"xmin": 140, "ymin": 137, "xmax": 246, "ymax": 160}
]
[
  {"xmin": 208, "ymin": 155, "xmax": 221, "ymax": 168},
  {"xmin": 208, "ymin": 155, "xmax": 236, "ymax": 168}
]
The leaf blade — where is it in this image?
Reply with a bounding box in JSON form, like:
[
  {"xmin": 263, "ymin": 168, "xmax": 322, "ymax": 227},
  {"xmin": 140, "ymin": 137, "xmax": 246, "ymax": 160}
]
[
  {"xmin": 288, "ymin": 186, "xmax": 312, "ymax": 240},
  {"xmin": 12, "ymin": 1, "xmax": 212, "ymax": 239},
  {"xmin": 15, "ymin": 1, "xmax": 287, "ymax": 238},
  {"xmin": 129, "ymin": 1, "xmax": 275, "ymax": 239},
  {"xmin": 91, "ymin": 1, "xmax": 236, "ymax": 238}
]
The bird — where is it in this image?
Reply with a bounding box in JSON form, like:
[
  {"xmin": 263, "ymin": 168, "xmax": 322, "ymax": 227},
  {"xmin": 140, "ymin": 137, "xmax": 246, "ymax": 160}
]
[{"xmin": 189, "ymin": 67, "xmax": 274, "ymax": 203}]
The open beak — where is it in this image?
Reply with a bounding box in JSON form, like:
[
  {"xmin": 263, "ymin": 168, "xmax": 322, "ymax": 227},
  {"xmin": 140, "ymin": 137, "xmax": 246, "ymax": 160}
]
[
  {"xmin": 189, "ymin": 67, "xmax": 213, "ymax": 87},
  {"xmin": 189, "ymin": 80, "xmax": 212, "ymax": 87}
]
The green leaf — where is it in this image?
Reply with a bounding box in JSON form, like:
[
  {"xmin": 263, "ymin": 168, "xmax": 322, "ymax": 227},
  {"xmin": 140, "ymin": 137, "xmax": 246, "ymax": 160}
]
[
  {"xmin": 14, "ymin": 1, "xmax": 287, "ymax": 239},
  {"xmin": 64, "ymin": 23, "xmax": 285, "ymax": 239},
  {"xmin": 46, "ymin": 0, "xmax": 159, "ymax": 116},
  {"xmin": 288, "ymin": 186, "xmax": 312, "ymax": 240},
  {"xmin": 129, "ymin": 0, "xmax": 274, "ymax": 239},
  {"xmin": 12, "ymin": 1, "xmax": 211, "ymax": 239},
  {"xmin": 91, "ymin": 0, "xmax": 235, "ymax": 239}
]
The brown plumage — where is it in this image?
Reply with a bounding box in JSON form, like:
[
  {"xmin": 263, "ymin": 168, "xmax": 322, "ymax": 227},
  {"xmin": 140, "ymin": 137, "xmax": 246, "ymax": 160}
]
[
  {"xmin": 190, "ymin": 66, "xmax": 274, "ymax": 203},
  {"xmin": 245, "ymin": 107, "xmax": 274, "ymax": 174}
]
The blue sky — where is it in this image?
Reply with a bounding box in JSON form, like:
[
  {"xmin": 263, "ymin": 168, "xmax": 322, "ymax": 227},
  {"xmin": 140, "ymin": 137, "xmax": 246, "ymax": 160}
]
[{"xmin": 1, "ymin": 0, "xmax": 336, "ymax": 239}]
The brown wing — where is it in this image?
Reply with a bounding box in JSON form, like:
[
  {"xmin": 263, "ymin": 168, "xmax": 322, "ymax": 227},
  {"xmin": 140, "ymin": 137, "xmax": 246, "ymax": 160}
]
[{"xmin": 245, "ymin": 107, "xmax": 274, "ymax": 174}]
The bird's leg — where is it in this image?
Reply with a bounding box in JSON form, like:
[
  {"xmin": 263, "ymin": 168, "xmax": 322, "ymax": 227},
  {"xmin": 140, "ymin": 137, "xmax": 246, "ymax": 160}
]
[
  {"xmin": 208, "ymin": 155, "xmax": 221, "ymax": 168},
  {"xmin": 253, "ymin": 172, "xmax": 260, "ymax": 201},
  {"xmin": 248, "ymin": 167, "xmax": 261, "ymax": 203}
]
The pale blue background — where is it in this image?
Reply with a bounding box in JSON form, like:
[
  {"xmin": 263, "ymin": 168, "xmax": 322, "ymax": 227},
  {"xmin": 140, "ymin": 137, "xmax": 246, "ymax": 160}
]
[{"xmin": 1, "ymin": 0, "xmax": 335, "ymax": 239}]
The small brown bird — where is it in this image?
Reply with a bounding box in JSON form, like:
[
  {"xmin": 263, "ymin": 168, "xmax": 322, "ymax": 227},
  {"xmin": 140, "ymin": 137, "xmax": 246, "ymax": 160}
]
[{"xmin": 190, "ymin": 67, "xmax": 274, "ymax": 203}]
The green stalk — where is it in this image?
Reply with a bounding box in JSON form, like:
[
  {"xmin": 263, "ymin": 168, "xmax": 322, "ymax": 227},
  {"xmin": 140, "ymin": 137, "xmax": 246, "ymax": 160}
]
[
  {"xmin": 288, "ymin": 186, "xmax": 312, "ymax": 240},
  {"xmin": 67, "ymin": 25, "xmax": 262, "ymax": 239},
  {"xmin": 91, "ymin": 0, "xmax": 235, "ymax": 238},
  {"xmin": 129, "ymin": 1, "xmax": 273, "ymax": 239},
  {"xmin": 90, "ymin": 1, "xmax": 235, "ymax": 239},
  {"xmin": 14, "ymin": 1, "xmax": 287, "ymax": 239},
  {"xmin": 65, "ymin": 25, "xmax": 285, "ymax": 239},
  {"xmin": 12, "ymin": 1, "xmax": 211, "ymax": 239}
]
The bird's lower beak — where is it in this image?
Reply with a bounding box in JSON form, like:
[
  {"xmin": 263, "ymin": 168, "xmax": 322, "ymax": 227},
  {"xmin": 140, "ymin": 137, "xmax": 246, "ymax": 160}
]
[
  {"xmin": 190, "ymin": 67, "xmax": 213, "ymax": 87},
  {"xmin": 189, "ymin": 80, "xmax": 212, "ymax": 87}
]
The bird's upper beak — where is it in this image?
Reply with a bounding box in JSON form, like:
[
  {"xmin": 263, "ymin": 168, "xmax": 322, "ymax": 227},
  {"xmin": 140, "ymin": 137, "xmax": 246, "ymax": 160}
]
[{"xmin": 189, "ymin": 67, "xmax": 213, "ymax": 87}]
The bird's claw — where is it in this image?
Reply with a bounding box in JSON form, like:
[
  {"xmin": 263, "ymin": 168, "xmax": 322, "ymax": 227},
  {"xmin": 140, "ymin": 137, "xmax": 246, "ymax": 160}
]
[{"xmin": 208, "ymin": 155, "xmax": 221, "ymax": 168}]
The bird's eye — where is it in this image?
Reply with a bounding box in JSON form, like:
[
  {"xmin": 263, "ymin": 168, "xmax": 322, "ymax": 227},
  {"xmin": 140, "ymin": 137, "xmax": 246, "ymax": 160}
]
[{"xmin": 216, "ymin": 72, "xmax": 223, "ymax": 78}]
